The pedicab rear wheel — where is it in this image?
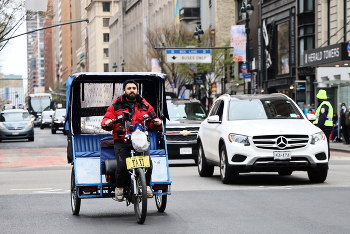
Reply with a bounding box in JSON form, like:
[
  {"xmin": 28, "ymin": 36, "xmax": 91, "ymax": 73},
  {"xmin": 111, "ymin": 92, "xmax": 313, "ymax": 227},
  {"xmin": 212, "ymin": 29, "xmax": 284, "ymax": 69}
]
[
  {"xmin": 155, "ymin": 193, "xmax": 167, "ymax": 212},
  {"xmin": 71, "ymin": 167, "xmax": 81, "ymax": 215},
  {"xmin": 134, "ymin": 168, "xmax": 147, "ymax": 224}
]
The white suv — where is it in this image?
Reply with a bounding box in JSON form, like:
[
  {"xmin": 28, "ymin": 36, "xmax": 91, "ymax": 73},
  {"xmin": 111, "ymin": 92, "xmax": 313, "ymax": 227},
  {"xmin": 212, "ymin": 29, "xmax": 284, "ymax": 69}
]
[{"xmin": 197, "ymin": 94, "xmax": 329, "ymax": 184}]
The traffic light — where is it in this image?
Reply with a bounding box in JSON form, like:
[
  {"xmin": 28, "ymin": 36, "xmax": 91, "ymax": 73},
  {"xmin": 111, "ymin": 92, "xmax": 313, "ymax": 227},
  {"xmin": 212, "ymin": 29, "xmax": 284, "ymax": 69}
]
[{"xmin": 229, "ymin": 65, "xmax": 235, "ymax": 78}]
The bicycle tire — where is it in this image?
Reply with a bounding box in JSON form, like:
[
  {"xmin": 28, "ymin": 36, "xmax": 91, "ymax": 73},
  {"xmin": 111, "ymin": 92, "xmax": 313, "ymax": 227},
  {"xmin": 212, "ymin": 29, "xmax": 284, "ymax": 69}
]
[{"xmin": 134, "ymin": 168, "xmax": 147, "ymax": 224}]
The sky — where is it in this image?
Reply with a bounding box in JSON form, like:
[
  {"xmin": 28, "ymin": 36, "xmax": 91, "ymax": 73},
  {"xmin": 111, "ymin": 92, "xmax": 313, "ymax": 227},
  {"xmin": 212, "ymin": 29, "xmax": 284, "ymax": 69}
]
[{"xmin": 0, "ymin": 22, "xmax": 28, "ymax": 78}]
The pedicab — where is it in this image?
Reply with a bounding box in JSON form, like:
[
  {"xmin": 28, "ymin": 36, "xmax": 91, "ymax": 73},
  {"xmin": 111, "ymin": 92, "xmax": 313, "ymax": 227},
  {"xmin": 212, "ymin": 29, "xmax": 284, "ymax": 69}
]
[{"xmin": 65, "ymin": 72, "xmax": 171, "ymax": 224}]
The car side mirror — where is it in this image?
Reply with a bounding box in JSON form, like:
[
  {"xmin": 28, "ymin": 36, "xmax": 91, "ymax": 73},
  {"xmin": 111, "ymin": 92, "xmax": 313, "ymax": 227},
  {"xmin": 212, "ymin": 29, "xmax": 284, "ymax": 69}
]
[{"xmin": 207, "ymin": 115, "xmax": 221, "ymax": 123}]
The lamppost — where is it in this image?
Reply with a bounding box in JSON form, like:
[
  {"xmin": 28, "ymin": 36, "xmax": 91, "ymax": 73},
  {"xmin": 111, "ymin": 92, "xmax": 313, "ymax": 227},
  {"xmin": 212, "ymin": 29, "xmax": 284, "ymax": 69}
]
[
  {"xmin": 121, "ymin": 60, "xmax": 125, "ymax": 72},
  {"xmin": 193, "ymin": 25, "xmax": 204, "ymax": 43},
  {"xmin": 240, "ymin": 0, "xmax": 254, "ymax": 94},
  {"xmin": 112, "ymin": 62, "xmax": 118, "ymax": 72}
]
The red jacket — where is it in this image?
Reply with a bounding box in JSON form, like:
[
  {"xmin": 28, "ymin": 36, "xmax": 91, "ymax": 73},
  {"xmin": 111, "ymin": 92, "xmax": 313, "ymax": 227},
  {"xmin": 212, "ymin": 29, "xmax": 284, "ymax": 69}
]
[{"xmin": 101, "ymin": 94, "xmax": 162, "ymax": 141}]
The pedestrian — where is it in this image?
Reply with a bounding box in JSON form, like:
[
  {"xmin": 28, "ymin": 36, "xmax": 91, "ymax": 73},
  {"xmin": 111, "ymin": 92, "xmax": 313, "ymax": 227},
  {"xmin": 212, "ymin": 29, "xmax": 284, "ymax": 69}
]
[
  {"xmin": 339, "ymin": 103, "xmax": 350, "ymax": 145},
  {"xmin": 101, "ymin": 79, "xmax": 163, "ymax": 201},
  {"xmin": 330, "ymin": 113, "xmax": 339, "ymax": 142},
  {"xmin": 313, "ymin": 89, "xmax": 333, "ymax": 159}
]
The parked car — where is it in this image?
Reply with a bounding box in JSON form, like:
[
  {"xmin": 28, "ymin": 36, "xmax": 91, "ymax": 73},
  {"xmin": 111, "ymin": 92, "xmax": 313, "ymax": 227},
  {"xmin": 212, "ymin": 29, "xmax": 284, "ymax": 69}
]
[
  {"xmin": 165, "ymin": 98, "xmax": 207, "ymax": 163},
  {"xmin": 197, "ymin": 93, "xmax": 329, "ymax": 184},
  {"xmin": 51, "ymin": 108, "xmax": 66, "ymax": 134},
  {"xmin": 0, "ymin": 109, "xmax": 34, "ymax": 142},
  {"xmin": 39, "ymin": 110, "xmax": 55, "ymax": 129}
]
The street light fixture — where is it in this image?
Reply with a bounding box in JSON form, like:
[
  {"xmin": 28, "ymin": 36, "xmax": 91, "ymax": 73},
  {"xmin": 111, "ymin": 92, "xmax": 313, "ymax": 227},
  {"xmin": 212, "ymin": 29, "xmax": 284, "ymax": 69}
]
[
  {"xmin": 112, "ymin": 62, "xmax": 118, "ymax": 72},
  {"xmin": 194, "ymin": 25, "xmax": 204, "ymax": 43},
  {"xmin": 240, "ymin": 0, "xmax": 254, "ymax": 94}
]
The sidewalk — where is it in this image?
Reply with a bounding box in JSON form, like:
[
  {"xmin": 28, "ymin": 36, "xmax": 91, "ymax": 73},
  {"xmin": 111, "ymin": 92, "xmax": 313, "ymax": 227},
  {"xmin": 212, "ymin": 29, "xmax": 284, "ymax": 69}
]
[{"xmin": 330, "ymin": 142, "xmax": 350, "ymax": 152}]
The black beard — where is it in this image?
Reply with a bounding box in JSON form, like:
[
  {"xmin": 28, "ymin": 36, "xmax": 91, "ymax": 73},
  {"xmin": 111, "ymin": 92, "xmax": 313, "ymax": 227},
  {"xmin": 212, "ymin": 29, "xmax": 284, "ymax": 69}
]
[{"xmin": 125, "ymin": 93, "xmax": 136, "ymax": 101}]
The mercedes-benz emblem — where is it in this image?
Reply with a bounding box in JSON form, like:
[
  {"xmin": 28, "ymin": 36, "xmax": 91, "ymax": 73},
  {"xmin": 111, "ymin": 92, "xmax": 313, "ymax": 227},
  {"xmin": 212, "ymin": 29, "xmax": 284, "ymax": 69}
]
[{"xmin": 276, "ymin": 136, "xmax": 288, "ymax": 149}]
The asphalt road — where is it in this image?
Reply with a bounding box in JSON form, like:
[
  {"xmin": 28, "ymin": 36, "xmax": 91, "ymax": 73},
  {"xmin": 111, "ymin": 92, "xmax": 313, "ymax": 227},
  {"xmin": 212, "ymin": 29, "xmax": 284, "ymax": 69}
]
[{"xmin": 1, "ymin": 128, "xmax": 350, "ymax": 233}]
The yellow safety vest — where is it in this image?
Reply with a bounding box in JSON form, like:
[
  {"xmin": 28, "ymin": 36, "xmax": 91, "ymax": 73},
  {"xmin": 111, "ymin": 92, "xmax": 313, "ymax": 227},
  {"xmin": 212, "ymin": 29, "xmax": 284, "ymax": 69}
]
[{"xmin": 314, "ymin": 101, "xmax": 333, "ymax": 126}]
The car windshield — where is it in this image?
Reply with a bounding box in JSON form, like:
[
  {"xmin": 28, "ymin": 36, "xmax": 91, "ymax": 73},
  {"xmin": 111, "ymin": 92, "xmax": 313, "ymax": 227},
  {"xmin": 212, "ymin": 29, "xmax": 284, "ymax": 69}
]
[
  {"xmin": 167, "ymin": 101, "xmax": 207, "ymax": 121},
  {"xmin": 0, "ymin": 112, "xmax": 31, "ymax": 122},
  {"xmin": 228, "ymin": 98, "xmax": 303, "ymax": 120}
]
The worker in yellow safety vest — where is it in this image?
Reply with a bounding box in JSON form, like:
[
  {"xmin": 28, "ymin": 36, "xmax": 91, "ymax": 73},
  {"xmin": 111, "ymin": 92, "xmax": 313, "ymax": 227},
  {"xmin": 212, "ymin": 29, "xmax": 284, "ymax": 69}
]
[{"xmin": 314, "ymin": 89, "xmax": 333, "ymax": 159}]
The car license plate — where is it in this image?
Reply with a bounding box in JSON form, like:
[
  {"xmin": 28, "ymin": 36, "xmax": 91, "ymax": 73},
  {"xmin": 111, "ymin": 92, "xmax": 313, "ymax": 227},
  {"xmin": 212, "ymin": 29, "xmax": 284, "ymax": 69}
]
[
  {"xmin": 180, "ymin": 147, "xmax": 192, "ymax": 154},
  {"xmin": 273, "ymin": 151, "xmax": 291, "ymax": 160},
  {"xmin": 12, "ymin": 132, "xmax": 19, "ymax": 135},
  {"xmin": 126, "ymin": 156, "xmax": 150, "ymax": 169}
]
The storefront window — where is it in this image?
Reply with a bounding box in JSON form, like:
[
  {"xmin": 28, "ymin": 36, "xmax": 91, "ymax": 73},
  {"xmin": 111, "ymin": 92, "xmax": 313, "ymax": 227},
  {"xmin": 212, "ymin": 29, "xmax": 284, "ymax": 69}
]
[{"xmin": 277, "ymin": 21, "xmax": 290, "ymax": 75}]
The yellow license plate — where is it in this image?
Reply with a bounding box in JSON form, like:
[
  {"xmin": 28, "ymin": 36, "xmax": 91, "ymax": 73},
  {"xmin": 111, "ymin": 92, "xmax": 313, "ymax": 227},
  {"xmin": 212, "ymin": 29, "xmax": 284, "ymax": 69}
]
[{"xmin": 126, "ymin": 156, "xmax": 150, "ymax": 169}]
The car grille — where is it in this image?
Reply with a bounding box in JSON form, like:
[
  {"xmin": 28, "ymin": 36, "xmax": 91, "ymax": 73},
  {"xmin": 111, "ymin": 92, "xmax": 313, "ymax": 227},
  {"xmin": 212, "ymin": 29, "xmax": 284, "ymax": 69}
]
[
  {"xmin": 166, "ymin": 135, "xmax": 197, "ymax": 141},
  {"xmin": 7, "ymin": 127, "xmax": 24, "ymax": 130},
  {"xmin": 166, "ymin": 127, "xmax": 198, "ymax": 132},
  {"xmin": 165, "ymin": 127, "xmax": 199, "ymax": 142},
  {"xmin": 252, "ymin": 134, "xmax": 309, "ymax": 150}
]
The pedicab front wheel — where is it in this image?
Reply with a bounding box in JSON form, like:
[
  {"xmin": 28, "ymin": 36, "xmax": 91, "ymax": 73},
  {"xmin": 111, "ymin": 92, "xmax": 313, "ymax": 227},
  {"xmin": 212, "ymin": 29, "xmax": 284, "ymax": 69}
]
[
  {"xmin": 71, "ymin": 167, "xmax": 81, "ymax": 215},
  {"xmin": 134, "ymin": 168, "xmax": 147, "ymax": 224}
]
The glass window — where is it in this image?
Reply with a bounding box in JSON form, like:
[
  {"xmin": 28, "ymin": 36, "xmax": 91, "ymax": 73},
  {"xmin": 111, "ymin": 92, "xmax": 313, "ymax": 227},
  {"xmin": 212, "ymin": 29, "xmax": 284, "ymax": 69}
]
[
  {"xmin": 299, "ymin": 38, "xmax": 305, "ymax": 65},
  {"xmin": 228, "ymin": 98, "xmax": 303, "ymax": 120},
  {"xmin": 0, "ymin": 111, "xmax": 31, "ymax": 122},
  {"xmin": 277, "ymin": 21, "xmax": 290, "ymax": 75},
  {"xmin": 208, "ymin": 100, "xmax": 222, "ymax": 116},
  {"xmin": 103, "ymin": 33, "xmax": 109, "ymax": 42},
  {"xmin": 299, "ymin": 27, "xmax": 304, "ymax": 36},
  {"xmin": 306, "ymin": 36, "xmax": 314, "ymax": 50},
  {"xmin": 104, "ymin": 63, "xmax": 109, "ymax": 72},
  {"xmin": 103, "ymin": 18, "xmax": 110, "ymax": 27},
  {"xmin": 299, "ymin": 0, "xmax": 314, "ymax": 13},
  {"xmin": 167, "ymin": 101, "xmax": 207, "ymax": 121},
  {"xmin": 306, "ymin": 25, "xmax": 314, "ymax": 34},
  {"xmin": 103, "ymin": 48, "xmax": 109, "ymax": 57},
  {"xmin": 102, "ymin": 2, "xmax": 110, "ymax": 12}
]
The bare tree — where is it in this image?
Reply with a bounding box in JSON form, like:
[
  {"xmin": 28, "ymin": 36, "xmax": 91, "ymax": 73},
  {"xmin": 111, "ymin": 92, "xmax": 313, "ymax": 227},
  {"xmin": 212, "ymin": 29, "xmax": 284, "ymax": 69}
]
[
  {"xmin": 0, "ymin": 0, "xmax": 26, "ymax": 51},
  {"xmin": 145, "ymin": 24, "xmax": 201, "ymax": 95}
]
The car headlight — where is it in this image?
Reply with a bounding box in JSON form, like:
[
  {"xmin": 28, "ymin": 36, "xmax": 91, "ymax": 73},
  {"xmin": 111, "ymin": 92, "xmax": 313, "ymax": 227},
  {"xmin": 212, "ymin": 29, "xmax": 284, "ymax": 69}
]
[
  {"xmin": 228, "ymin": 133, "xmax": 250, "ymax": 146},
  {"xmin": 0, "ymin": 123, "xmax": 6, "ymax": 130},
  {"xmin": 311, "ymin": 131, "xmax": 325, "ymax": 144},
  {"xmin": 24, "ymin": 123, "xmax": 33, "ymax": 129}
]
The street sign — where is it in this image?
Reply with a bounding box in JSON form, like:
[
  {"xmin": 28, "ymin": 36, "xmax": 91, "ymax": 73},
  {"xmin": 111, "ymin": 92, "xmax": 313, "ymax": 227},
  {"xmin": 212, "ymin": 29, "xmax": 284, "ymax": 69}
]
[{"xmin": 166, "ymin": 49, "xmax": 212, "ymax": 63}]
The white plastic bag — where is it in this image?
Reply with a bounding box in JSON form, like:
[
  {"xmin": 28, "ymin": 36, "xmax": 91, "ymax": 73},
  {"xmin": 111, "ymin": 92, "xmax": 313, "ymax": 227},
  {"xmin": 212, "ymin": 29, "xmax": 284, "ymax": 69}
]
[{"xmin": 131, "ymin": 129, "xmax": 149, "ymax": 152}]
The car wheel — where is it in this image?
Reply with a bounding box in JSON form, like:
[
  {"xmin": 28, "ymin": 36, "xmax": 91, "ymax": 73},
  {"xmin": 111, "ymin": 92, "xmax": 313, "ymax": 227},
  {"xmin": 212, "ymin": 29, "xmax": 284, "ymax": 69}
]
[
  {"xmin": 278, "ymin": 170, "xmax": 293, "ymax": 176},
  {"xmin": 40, "ymin": 124, "xmax": 44, "ymax": 129},
  {"xmin": 197, "ymin": 143, "xmax": 214, "ymax": 177},
  {"xmin": 51, "ymin": 129, "xmax": 56, "ymax": 134},
  {"xmin": 220, "ymin": 145, "xmax": 239, "ymax": 184},
  {"xmin": 28, "ymin": 137, "xmax": 34, "ymax": 142},
  {"xmin": 308, "ymin": 168, "xmax": 328, "ymax": 183}
]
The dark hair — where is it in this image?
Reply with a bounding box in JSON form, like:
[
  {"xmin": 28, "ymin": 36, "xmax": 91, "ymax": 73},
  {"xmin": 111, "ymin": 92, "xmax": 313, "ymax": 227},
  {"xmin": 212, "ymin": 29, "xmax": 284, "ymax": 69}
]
[
  {"xmin": 341, "ymin": 103, "xmax": 346, "ymax": 106},
  {"xmin": 123, "ymin": 79, "xmax": 138, "ymax": 90}
]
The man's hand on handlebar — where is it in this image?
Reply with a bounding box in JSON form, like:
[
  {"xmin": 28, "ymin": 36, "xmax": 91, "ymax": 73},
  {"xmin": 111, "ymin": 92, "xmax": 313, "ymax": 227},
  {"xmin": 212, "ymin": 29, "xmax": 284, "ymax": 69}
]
[
  {"xmin": 153, "ymin": 118, "xmax": 162, "ymax": 126},
  {"xmin": 105, "ymin": 119, "xmax": 115, "ymax": 127}
]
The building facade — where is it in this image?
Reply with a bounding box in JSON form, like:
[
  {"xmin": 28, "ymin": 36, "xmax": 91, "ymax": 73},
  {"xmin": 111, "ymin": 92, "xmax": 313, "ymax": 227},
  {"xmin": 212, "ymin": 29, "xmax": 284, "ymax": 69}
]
[{"xmin": 301, "ymin": 0, "xmax": 350, "ymax": 113}]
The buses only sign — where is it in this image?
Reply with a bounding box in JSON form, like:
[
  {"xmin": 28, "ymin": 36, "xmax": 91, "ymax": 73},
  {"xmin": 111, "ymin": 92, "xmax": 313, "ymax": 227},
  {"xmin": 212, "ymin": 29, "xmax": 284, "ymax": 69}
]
[{"xmin": 166, "ymin": 49, "xmax": 212, "ymax": 63}]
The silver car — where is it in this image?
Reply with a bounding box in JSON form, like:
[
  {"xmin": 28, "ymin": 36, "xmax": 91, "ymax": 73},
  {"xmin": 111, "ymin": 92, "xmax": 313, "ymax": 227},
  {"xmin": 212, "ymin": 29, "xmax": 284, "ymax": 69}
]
[{"xmin": 0, "ymin": 109, "xmax": 34, "ymax": 142}]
